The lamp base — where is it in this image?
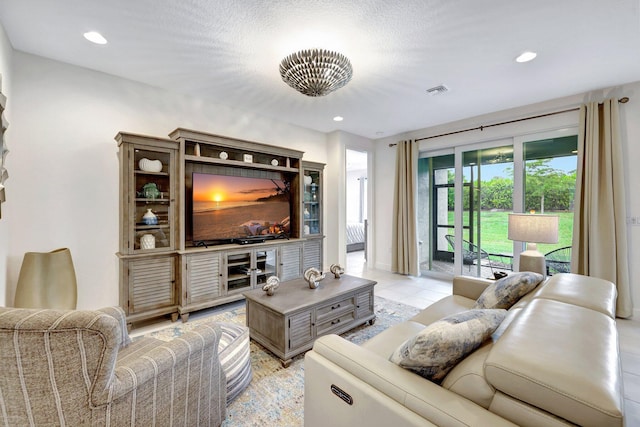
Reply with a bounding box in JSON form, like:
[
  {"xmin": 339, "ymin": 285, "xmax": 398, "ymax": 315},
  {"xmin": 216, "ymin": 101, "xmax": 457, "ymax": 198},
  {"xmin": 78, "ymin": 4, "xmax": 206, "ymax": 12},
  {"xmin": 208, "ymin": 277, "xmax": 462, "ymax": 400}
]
[{"xmin": 518, "ymin": 247, "xmax": 546, "ymax": 277}]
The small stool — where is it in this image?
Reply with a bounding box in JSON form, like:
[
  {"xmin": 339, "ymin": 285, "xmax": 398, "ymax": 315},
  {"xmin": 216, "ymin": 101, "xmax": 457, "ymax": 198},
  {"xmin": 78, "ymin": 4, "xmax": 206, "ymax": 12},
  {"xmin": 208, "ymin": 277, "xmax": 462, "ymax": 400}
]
[{"xmin": 217, "ymin": 322, "xmax": 252, "ymax": 403}]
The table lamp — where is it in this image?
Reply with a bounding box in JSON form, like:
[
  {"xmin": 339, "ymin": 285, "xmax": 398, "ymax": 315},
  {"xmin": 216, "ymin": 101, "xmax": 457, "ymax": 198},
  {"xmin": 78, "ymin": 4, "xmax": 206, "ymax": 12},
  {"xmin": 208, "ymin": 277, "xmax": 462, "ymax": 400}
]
[{"xmin": 508, "ymin": 214, "xmax": 559, "ymax": 277}]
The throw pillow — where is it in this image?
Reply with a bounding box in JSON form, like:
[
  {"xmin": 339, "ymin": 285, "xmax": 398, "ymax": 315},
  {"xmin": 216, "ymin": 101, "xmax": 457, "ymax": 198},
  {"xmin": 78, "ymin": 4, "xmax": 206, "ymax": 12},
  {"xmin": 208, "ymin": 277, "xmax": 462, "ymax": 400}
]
[
  {"xmin": 473, "ymin": 272, "xmax": 544, "ymax": 310},
  {"xmin": 389, "ymin": 309, "xmax": 507, "ymax": 383}
]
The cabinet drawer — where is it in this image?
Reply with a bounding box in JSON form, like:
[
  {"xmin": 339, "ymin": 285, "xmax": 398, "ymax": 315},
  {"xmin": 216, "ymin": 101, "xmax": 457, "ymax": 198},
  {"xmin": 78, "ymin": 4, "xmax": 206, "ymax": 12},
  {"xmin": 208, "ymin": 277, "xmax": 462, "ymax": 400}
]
[
  {"xmin": 316, "ymin": 296, "xmax": 355, "ymax": 323},
  {"xmin": 316, "ymin": 311, "xmax": 356, "ymax": 336}
]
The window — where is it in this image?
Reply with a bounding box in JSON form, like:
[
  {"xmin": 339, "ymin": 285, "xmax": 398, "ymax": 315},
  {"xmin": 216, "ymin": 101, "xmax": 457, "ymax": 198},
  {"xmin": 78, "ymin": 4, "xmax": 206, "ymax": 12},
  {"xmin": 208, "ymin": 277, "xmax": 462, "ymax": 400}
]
[{"xmin": 418, "ymin": 132, "xmax": 577, "ymax": 278}]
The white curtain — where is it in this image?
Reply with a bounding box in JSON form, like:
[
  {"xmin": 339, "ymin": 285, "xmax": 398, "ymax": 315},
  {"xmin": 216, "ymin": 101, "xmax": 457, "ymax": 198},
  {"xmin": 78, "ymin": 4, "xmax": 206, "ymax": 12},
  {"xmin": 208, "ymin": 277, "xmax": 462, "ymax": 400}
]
[
  {"xmin": 572, "ymin": 98, "xmax": 632, "ymax": 318},
  {"xmin": 391, "ymin": 140, "xmax": 419, "ymax": 276}
]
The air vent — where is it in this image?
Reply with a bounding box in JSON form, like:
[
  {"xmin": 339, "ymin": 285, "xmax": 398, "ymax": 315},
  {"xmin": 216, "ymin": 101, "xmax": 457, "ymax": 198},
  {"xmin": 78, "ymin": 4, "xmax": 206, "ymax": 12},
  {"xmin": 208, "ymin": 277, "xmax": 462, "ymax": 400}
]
[{"xmin": 426, "ymin": 84, "xmax": 449, "ymax": 95}]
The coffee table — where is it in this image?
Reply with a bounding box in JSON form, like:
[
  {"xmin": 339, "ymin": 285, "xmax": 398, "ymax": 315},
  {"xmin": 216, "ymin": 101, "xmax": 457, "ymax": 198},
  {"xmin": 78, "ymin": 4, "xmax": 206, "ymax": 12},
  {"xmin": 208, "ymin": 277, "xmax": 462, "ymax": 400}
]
[{"xmin": 243, "ymin": 274, "xmax": 376, "ymax": 367}]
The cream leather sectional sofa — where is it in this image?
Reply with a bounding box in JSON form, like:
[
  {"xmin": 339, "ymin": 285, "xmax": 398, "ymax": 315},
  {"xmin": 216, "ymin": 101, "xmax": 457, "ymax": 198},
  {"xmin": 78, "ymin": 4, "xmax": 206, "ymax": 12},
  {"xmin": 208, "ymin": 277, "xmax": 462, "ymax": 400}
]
[{"xmin": 304, "ymin": 273, "xmax": 624, "ymax": 427}]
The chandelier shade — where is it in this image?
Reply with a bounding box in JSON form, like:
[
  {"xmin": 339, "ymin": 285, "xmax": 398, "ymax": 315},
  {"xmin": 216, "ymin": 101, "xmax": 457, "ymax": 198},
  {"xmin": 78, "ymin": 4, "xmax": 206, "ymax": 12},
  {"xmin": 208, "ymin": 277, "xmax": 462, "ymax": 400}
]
[{"xmin": 279, "ymin": 49, "xmax": 353, "ymax": 97}]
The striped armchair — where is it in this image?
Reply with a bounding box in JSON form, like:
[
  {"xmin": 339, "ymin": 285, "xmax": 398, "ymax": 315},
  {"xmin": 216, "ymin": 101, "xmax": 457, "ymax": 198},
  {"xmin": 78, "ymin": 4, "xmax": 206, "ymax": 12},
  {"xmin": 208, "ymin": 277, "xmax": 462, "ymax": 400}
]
[{"xmin": 0, "ymin": 306, "xmax": 227, "ymax": 426}]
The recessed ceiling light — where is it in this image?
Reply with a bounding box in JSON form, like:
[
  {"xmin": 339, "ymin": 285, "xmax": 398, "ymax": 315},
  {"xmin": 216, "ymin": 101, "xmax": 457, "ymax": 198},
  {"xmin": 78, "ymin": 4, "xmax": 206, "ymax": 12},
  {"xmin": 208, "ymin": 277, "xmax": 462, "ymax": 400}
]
[
  {"xmin": 333, "ymin": 116, "xmax": 344, "ymax": 122},
  {"xmin": 83, "ymin": 31, "xmax": 107, "ymax": 45},
  {"xmin": 516, "ymin": 51, "xmax": 537, "ymax": 63}
]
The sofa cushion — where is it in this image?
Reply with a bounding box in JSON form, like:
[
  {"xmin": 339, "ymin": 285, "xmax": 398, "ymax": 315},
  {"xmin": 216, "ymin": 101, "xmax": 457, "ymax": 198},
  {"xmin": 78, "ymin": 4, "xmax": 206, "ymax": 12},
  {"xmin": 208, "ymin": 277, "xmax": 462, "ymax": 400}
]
[
  {"xmin": 531, "ymin": 273, "xmax": 616, "ymax": 318},
  {"xmin": 473, "ymin": 272, "xmax": 543, "ymax": 310},
  {"xmin": 362, "ymin": 320, "xmax": 428, "ymax": 358},
  {"xmin": 410, "ymin": 294, "xmax": 476, "ymax": 326},
  {"xmin": 440, "ymin": 306, "xmax": 523, "ymax": 408},
  {"xmin": 390, "ymin": 309, "xmax": 507, "ymax": 383},
  {"xmin": 484, "ymin": 298, "xmax": 623, "ymax": 427}
]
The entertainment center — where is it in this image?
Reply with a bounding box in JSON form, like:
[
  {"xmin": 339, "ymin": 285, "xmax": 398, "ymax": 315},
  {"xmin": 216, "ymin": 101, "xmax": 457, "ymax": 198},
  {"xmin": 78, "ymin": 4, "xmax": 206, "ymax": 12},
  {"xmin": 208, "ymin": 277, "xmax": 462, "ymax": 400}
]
[{"xmin": 116, "ymin": 129, "xmax": 325, "ymax": 324}]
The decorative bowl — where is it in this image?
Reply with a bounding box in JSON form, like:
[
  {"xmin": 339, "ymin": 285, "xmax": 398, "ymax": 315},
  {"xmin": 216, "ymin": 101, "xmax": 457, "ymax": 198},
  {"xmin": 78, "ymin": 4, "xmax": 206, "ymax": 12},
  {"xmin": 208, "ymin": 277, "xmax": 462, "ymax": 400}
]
[{"xmin": 139, "ymin": 158, "xmax": 163, "ymax": 172}]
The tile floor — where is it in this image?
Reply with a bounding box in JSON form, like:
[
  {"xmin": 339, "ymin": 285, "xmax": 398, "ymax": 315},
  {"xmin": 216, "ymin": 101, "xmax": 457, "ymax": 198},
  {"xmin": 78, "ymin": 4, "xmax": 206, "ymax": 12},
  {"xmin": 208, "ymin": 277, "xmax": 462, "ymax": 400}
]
[{"xmin": 345, "ymin": 250, "xmax": 640, "ymax": 426}]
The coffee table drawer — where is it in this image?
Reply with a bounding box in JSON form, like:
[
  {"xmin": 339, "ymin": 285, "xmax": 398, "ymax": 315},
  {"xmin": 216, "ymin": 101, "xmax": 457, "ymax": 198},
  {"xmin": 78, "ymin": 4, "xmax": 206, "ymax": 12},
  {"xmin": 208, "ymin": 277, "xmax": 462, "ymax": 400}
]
[
  {"xmin": 316, "ymin": 296, "xmax": 355, "ymax": 322},
  {"xmin": 316, "ymin": 310, "xmax": 356, "ymax": 336}
]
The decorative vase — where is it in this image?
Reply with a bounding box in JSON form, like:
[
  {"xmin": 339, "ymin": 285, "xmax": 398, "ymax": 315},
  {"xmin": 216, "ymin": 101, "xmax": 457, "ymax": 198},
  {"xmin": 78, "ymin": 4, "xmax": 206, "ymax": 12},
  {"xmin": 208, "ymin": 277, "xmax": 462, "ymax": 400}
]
[
  {"xmin": 14, "ymin": 248, "xmax": 77, "ymax": 309},
  {"xmin": 194, "ymin": 143, "xmax": 201, "ymax": 156},
  {"xmin": 141, "ymin": 233, "xmax": 156, "ymax": 250},
  {"xmin": 138, "ymin": 158, "xmax": 163, "ymax": 172},
  {"xmin": 304, "ymin": 175, "xmax": 312, "ymax": 186},
  {"xmin": 143, "ymin": 208, "xmax": 158, "ymax": 225}
]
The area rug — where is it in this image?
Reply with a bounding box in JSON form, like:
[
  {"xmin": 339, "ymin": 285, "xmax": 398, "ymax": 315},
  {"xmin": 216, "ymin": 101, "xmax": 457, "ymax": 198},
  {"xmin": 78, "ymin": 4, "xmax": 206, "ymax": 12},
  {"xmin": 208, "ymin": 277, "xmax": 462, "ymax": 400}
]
[{"xmin": 141, "ymin": 296, "xmax": 420, "ymax": 427}]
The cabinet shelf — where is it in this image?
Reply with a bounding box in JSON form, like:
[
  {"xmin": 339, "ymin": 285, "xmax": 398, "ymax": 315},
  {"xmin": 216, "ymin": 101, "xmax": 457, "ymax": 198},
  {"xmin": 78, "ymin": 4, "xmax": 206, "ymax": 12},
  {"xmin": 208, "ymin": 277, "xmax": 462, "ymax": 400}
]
[
  {"xmin": 135, "ymin": 198, "xmax": 171, "ymax": 203},
  {"xmin": 135, "ymin": 170, "xmax": 170, "ymax": 177},
  {"xmin": 184, "ymin": 154, "xmax": 299, "ymax": 173},
  {"xmin": 135, "ymin": 224, "xmax": 170, "ymax": 230}
]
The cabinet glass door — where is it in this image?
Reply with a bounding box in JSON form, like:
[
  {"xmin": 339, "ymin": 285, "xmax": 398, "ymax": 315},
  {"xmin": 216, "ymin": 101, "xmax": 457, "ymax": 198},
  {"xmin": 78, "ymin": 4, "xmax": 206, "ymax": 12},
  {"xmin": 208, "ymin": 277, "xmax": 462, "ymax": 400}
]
[
  {"xmin": 255, "ymin": 248, "xmax": 278, "ymax": 286},
  {"xmin": 133, "ymin": 148, "xmax": 173, "ymax": 252},
  {"xmin": 303, "ymin": 170, "xmax": 322, "ymax": 236},
  {"xmin": 226, "ymin": 251, "xmax": 252, "ymax": 293}
]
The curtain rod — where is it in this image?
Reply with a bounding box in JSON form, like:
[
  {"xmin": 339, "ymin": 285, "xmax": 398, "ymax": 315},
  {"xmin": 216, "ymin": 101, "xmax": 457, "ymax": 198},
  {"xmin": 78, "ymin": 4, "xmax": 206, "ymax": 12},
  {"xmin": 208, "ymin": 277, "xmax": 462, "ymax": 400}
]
[{"xmin": 388, "ymin": 97, "xmax": 629, "ymax": 147}]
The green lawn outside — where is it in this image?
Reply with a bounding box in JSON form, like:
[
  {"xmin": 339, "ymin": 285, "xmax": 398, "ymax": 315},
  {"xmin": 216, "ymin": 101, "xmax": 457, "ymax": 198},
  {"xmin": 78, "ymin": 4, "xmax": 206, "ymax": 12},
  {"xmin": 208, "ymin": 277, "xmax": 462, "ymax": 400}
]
[{"xmin": 446, "ymin": 211, "xmax": 573, "ymax": 256}]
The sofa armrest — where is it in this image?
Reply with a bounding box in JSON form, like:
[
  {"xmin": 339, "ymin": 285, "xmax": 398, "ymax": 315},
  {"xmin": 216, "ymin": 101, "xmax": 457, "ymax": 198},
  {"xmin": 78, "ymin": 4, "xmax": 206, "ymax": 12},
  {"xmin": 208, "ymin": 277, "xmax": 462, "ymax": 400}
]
[
  {"xmin": 306, "ymin": 334, "xmax": 517, "ymax": 427},
  {"xmin": 91, "ymin": 323, "xmax": 225, "ymax": 406},
  {"xmin": 452, "ymin": 276, "xmax": 492, "ymax": 300},
  {"xmin": 97, "ymin": 306, "xmax": 132, "ymax": 348}
]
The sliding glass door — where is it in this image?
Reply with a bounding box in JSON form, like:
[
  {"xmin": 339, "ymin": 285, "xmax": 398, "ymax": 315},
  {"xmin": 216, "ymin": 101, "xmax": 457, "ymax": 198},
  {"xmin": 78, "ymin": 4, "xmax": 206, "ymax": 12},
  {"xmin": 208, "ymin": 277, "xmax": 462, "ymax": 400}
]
[
  {"xmin": 522, "ymin": 135, "xmax": 577, "ymax": 274},
  {"xmin": 459, "ymin": 145, "xmax": 514, "ymax": 277},
  {"xmin": 418, "ymin": 130, "xmax": 578, "ymax": 278},
  {"xmin": 417, "ymin": 153, "xmax": 455, "ymax": 273}
]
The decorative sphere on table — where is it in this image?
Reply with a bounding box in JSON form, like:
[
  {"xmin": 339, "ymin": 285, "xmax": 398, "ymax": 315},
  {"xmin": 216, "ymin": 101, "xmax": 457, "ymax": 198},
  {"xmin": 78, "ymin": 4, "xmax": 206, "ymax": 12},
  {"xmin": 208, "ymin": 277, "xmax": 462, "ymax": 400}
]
[
  {"xmin": 330, "ymin": 264, "xmax": 345, "ymax": 279},
  {"xmin": 262, "ymin": 276, "xmax": 280, "ymax": 296},
  {"xmin": 304, "ymin": 267, "xmax": 326, "ymax": 289}
]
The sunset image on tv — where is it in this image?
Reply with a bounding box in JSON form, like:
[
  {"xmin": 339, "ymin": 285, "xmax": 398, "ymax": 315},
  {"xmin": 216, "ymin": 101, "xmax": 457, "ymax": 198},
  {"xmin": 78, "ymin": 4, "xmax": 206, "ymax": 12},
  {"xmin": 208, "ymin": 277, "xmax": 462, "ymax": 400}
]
[{"xmin": 192, "ymin": 173, "xmax": 291, "ymax": 242}]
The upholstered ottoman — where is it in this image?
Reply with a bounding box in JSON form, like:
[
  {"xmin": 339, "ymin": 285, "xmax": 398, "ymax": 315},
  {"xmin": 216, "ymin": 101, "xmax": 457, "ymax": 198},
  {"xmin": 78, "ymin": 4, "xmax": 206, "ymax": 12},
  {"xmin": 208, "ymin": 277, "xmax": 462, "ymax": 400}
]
[{"xmin": 218, "ymin": 322, "xmax": 252, "ymax": 403}]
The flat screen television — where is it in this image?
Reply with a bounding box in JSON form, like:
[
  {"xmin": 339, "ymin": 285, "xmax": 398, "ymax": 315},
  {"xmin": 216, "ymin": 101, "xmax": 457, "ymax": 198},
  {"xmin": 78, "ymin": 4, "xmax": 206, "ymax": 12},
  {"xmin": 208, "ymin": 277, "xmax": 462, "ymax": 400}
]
[{"xmin": 191, "ymin": 172, "xmax": 291, "ymax": 244}]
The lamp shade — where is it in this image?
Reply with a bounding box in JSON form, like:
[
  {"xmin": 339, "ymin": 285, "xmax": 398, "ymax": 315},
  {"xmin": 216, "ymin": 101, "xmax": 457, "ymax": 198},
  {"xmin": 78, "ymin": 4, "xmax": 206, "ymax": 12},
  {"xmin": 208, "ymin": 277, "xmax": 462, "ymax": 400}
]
[{"xmin": 507, "ymin": 214, "xmax": 559, "ymax": 244}]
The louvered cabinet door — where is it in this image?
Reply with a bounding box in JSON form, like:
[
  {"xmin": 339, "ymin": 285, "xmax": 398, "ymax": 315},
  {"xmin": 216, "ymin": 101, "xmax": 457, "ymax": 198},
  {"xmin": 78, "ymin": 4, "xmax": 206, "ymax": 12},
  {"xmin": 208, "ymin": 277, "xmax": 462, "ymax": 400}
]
[
  {"xmin": 279, "ymin": 242, "xmax": 302, "ymax": 281},
  {"xmin": 302, "ymin": 238, "xmax": 323, "ymax": 271},
  {"xmin": 185, "ymin": 253, "xmax": 222, "ymax": 304},
  {"xmin": 127, "ymin": 256, "xmax": 176, "ymax": 314},
  {"xmin": 287, "ymin": 310, "xmax": 313, "ymax": 351}
]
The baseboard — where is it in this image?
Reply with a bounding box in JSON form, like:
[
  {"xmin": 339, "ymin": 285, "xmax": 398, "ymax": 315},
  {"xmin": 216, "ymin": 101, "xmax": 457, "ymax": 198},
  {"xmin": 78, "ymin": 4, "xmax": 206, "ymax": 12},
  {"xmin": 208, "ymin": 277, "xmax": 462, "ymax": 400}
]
[{"xmin": 374, "ymin": 262, "xmax": 392, "ymax": 271}]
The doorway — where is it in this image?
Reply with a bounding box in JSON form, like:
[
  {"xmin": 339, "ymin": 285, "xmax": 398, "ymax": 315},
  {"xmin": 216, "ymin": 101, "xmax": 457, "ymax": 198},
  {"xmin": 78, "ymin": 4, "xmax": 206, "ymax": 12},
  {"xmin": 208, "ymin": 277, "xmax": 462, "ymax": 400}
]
[{"xmin": 346, "ymin": 149, "xmax": 368, "ymax": 271}]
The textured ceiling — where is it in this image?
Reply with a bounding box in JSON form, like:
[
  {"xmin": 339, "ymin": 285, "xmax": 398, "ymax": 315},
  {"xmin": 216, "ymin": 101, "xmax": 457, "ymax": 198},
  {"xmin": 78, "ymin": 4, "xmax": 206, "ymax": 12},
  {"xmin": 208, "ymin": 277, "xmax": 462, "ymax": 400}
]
[{"xmin": 0, "ymin": 0, "xmax": 639, "ymax": 139}]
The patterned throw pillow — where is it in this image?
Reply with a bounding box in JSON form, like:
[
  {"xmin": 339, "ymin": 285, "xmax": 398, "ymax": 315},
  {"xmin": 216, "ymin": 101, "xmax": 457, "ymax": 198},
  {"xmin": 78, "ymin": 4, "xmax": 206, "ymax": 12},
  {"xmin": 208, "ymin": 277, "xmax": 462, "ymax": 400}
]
[
  {"xmin": 389, "ymin": 309, "xmax": 507, "ymax": 383},
  {"xmin": 473, "ymin": 272, "xmax": 544, "ymax": 310}
]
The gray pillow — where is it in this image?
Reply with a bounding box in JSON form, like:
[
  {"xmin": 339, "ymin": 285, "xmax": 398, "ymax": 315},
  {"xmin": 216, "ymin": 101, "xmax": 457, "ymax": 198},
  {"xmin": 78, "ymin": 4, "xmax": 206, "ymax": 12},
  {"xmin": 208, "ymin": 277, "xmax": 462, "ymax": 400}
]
[
  {"xmin": 389, "ymin": 309, "xmax": 507, "ymax": 383},
  {"xmin": 473, "ymin": 272, "xmax": 544, "ymax": 310}
]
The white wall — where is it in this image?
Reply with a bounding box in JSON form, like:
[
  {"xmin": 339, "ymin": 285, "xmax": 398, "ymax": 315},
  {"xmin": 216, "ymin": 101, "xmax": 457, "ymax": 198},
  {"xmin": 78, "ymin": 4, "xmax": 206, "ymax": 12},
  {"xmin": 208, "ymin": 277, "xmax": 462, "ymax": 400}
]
[
  {"xmin": 6, "ymin": 51, "xmax": 329, "ymax": 309},
  {"xmin": 374, "ymin": 82, "xmax": 640, "ymax": 317},
  {"xmin": 0, "ymin": 25, "xmax": 13, "ymax": 306}
]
